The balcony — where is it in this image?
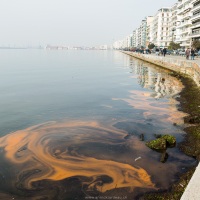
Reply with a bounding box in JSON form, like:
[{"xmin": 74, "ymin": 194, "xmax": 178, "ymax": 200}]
[
  {"xmin": 178, "ymin": 37, "xmax": 191, "ymax": 42},
  {"xmin": 177, "ymin": 4, "xmax": 193, "ymax": 15},
  {"xmin": 191, "ymin": 5, "xmax": 200, "ymax": 13},
  {"xmin": 191, "ymin": 20, "xmax": 200, "ymax": 28},
  {"xmin": 182, "ymin": 12, "xmax": 193, "ymax": 20},
  {"xmin": 191, "ymin": 12, "xmax": 200, "ymax": 21},
  {"xmin": 177, "ymin": 20, "xmax": 192, "ymax": 28},
  {"xmin": 190, "ymin": 31, "xmax": 200, "ymax": 37},
  {"xmin": 180, "ymin": 41, "xmax": 191, "ymax": 47},
  {"xmin": 180, "ymin": 29, "xmax": 190, "ymax": 35},
  {"xmin": 192, "ymin": 0, "xmax": 200, "ymax": 6}
]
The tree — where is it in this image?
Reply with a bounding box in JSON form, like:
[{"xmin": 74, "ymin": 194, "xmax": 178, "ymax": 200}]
[
  {"xmin": 148, "ymin": 43, "xmax": 155, "ymax": 49},
  {"xmin": 192, "ymin": 40, "xmax": 200, "ymax": 50},
  {"xmin": 168, "ymin": 41, "xmax": 181, "ymax": 50}
]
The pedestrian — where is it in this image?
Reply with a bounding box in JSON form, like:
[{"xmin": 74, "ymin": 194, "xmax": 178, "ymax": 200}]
[
  {"xmin": 185, "ymin": 48, "xmax": 190, "ymax": 60},
  {"xmin": 156, "ymin": 48, "xmax": 159, "ymax": 56},
  {"xmin": 160, "ymin": 49, "xmax": 163, "ymax": 56},
  {"xmin": 163, "ymin": 48, "xmax": 167, "ymax": 57},
  {"xmin": 198, "ymin": 49, "xmax": 200, "ymax": 57},
  {"xmin": 191, "ymin": 48, "xmax": 195, "ymax": 60}
]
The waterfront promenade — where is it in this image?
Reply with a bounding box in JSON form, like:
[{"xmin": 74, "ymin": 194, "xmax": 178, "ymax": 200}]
[
  {"xmin": 122, "ymin": 51, "xmax": 200, "ymax": 87},
  {"xmin": 122, "ymin": 51, "xmax": 200, "ymax": 200}
]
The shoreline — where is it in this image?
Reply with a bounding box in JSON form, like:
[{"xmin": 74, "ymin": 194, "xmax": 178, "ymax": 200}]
[{"xmin": 120, "ymin": 51, "xmax": 200, "ymax": 199}]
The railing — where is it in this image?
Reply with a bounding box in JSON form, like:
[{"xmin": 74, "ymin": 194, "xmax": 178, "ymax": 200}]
[
  {"xmin": 191, "ymin": 21, "xmax": 200, "ymax": 27},
  {"xmin": 177, "ymin": 21, "xmax": 192, "ymax": 28},
  {"xmin": 191, "ymin": 13, "xmax": 200, "ymax": 19},
  {"xmin": 191, "ymin": 31, "xmax": 200, "ymax": 35},
  {"xmin": 177, "ymin": 5, "xmax": 192, "ymax": 15}
]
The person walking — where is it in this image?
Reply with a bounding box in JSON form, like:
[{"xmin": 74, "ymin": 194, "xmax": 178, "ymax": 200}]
[
  {"xmin": 163, "ymin": 48, "xmax": 167, "ymax": 57},
  {"xmin": 191, "ymin": 48, "xmax": 195, "ymax": 60},
  {"xmin": 185, "ymin": 48, "xmax": 190, "ymax": 60},
  {"xmin": 156, "ymin": 48, "xmax": 159, "ymax": 56}
]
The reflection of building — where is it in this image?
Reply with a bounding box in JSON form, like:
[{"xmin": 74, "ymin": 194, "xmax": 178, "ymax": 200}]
[{"xmin": 129, "ymin": 60, "xmax": 183, "ymax": 99}]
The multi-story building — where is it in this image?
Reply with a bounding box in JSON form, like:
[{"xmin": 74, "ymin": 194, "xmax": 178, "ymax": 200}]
[
  {"xmin": 170, "ymin": 3, "xmax": 179, "ymax": 42},
  {"xmin": 132, "ymin": 29, "xmax": 139, "ymax": 47},
  {"xmin": 146, "ymin": 16, "xmax": 154, "ymax": 47},
  {"xmin": 176, "ymin": 0, "xmax": 193, "ymax": 47},
  {"xmin": 190, "ymin": 0, "xmax": 200, "ymax": 41},
  {"xmin": 151, "ymin": 8, "xmax": 171, "ymax": 47},
  {"xmin": 113, "ymin": 0, "xmax": 199, "ymax": 50},
  {"xmin": 138, "ymin": 19, "xmax": 146, "ymax": 47}
]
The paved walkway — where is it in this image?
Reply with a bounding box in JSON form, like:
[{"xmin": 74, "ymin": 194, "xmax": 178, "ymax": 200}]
[
  {"xmin": 181, "ymin": 164, "xmax": 200, "ymax": 200},
  {"xmin": 152, "ymin": 54, "xmax": 200, "ymax": 65}
]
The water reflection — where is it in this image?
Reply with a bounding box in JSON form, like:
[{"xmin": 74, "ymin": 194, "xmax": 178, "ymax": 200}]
[
  {"xmin": 129, "ymin": 59, "xmax": 183, "ymax": 98},
  {"xmin": 115, "ymin": 57, "xmax": 186, "ymax": 126},
  {"xmin": 0, "ymin": 51, "xmax": 195, "ymax": 199}
]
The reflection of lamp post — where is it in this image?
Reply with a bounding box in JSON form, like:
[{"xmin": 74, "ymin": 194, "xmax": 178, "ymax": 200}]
[{"xmin": 172, "ymin": 28, "xmax": 176, "ymax": 42}]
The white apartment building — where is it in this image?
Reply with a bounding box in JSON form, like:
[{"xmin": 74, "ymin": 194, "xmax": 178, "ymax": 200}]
[
  {"xmin": 146, "ymin": 16, "xmax": 154, "ymax": 47},
  {"xmin": 170, "ymin": 3, "xmax": 179, "ymax": 42},
  {"xmin": 113, "ymin": 0, "xmax": 200, "ymax": 50},
  {"xmin": 113, "ymin": 34, "xmax": 133, "ymax": 49},
  {"xmin": 150, "ymin": 8, "xmax": 171, "ymax": 47},
  {"xmin": 176, "ymin": 0, "xmax": 193, "ymax": 47},
  {"xmin": 132, "ymin": 29, "xmax": 139, "ymax": 47},
  {"xmin": 190, "ymin": 0, "xmax": 200, "ymax": 41},
  {"xmin": 113, "ymin": 40, "xmax": 123, "ymax": 49},
  {"xmin": 131, "ymin": 17, "xmax": 153, "ymax": 48},
  {"xmin": 140, "ymin": 19, "xmax": 147, "ymax": 47},
  {"xmin": 124, "ymin": 34, "xmax": 133, "ymax": 49}
]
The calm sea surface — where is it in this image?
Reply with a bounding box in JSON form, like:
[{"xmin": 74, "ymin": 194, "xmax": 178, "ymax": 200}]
[{"xmin": 0, "ymin": 50, "xmax": 196, "ymax": 199}]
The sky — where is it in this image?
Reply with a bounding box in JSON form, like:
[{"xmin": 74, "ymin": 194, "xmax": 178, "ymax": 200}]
[{"xmin": 0, "ymin": 0, "xmax": 177, "ymax": 47}]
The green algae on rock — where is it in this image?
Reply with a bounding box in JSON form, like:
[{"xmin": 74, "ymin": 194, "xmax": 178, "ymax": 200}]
[
  {"xmin": 146, "ymin": 135, "xmax": 176, "ymax": 150},
  {"xmin": 146, "ymin": 138, "xmax": 167, "ymax": 150},
  {"xmin": 162, "ymin": 135, "xmax": 176, "ymax": 147}
]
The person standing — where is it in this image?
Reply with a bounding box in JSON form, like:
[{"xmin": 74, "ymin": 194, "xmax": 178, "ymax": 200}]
[
  {"xmin": 163, "ymin": 48, "xmax": 167, "ymax": 57},
  {"xmin": 185, "ymin": 48, "xmax": 190, "ymax": 60},
  {"xmin": 156, "ymin": 48, "xmax": 159, "ymax": 56},
  {"xmin": 191, "ymin": 48, "xmax": 195, "ymax": 60}
]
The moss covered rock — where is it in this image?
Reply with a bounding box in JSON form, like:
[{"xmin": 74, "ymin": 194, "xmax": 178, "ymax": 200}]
[
  {"xmin": 162, "ymin": 135, "xmax": 176, "ymax": 147},
  {"xmin": 146, "ymin": 138, "xmax": 166, "ymax": 150},
  {"xmin": 146, "ymin": 135, "xmax": 176, "ymax": 150}
]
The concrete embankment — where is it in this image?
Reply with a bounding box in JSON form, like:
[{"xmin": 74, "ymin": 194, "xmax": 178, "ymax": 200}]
[
  {"xmin": 121, "ymin": 51, "xmax": 200, "ymax": 87},
  {"xmin": 121, "ymin": 51, "xmax": 200, "ymax": 200}
]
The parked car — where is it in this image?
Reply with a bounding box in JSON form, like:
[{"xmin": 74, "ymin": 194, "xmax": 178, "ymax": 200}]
[
  {"xmin": 178, "ymin": 51, "xmax": 185, "ymax": 56},
  {"xmin": 166, "ymin": 50, "xmax": 173, "ymax": 55}
]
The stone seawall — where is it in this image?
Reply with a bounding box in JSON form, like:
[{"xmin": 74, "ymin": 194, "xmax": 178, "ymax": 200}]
[{"xmin": 121, "ymin": 51, "xmax": 200, "ymax": 87}]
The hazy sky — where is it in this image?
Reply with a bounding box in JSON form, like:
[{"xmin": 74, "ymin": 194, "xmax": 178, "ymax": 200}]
[{"xmin": 0, "ymin": 0, "xmax": 177, "ymax": 46}]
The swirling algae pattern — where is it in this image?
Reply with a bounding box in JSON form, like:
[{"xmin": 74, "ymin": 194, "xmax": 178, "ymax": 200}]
[{"xmin": 0, "ymin": 121, "xmax": 154, "ymax": 193}]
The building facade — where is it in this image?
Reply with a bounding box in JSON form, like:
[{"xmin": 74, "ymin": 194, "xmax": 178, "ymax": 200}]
[
  {"xmin": 150, "ymin": 8, "xmax": 171, "ymax": 47},
  {"xmin": 176, "ymin": 0, "xmax": 193, "ymax": 47},
  {"xmin": 190, "ymin": 0, "xmax": 200, "ymax": 41}
]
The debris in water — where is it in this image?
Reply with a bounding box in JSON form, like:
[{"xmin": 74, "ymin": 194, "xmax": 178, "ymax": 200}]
[{"xmin": 135, "ymin": 157, "xmax": 141, "ymax": 161}]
